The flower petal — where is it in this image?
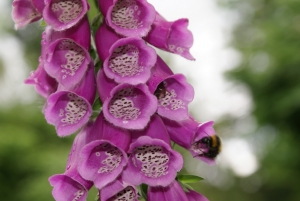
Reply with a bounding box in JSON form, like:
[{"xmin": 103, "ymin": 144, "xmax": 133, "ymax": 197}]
[
  {"xmin": 104, "ymin": 0, "xmax": 156, "ymax": 37},
  {"xmin": 100, "ymin": 177, "xmax": 139, "ymax": 201},
  {"xmin": 123, "ymin": 135, "xmax": 183, "ymax": 187},
  {"xmin": 45, "ymin": 38, "xmax": 91, "ymax": 89},
  {"xmin": 102, "ymin": 83, "xmax": 157, "ymax": 129},
  {"xmin": 155, "ymin": 74, "xmax": 194, "ymax": 121},
  {"xmin": 103, "ymin": 37, "xmax": 156, "ymax": 84},
  {"xmin": 43, "ymin": 0, "xmax": 89, "ymax": 31},
  {"xmin": 44, "ymin": 91, "xmax": 92, "ymax": 136},
  {"xmin": 186, "ymin": 189, "xmax": 210, "ymax": 201},
  {"xmin": 145, "ymin": 13, "xmax": 194, "ymax": 60},
  {"xmin": 78, "ymin": 140, "xmax": 128, "ymax": 189},
  {"xmin": 12, "ymin": 0, "xmax": 42, "ymax": 29},
  {"xmin": 148, "ymin": 180, "xmax": 189, "ymax": 201},
  {"xmin": 24, "ymin": 62, "xmax": 58, "ymax": 98},
  {"xmin": 49, "ymin": 174, "xmax": 91, "ymax": 201}
]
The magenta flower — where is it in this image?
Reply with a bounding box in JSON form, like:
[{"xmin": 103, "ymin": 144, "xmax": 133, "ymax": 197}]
[
  {"xmin": 102, "ymin": 82, "xmax": 157, "ymax": 129},
  {"xmin": 100, "ymin": 177, "xmax": 139, "ymax": 201},
  {"xmin": 44, "ymin": 38, "xmax": 91, "ymax": 89},
  {"xmin": 43, "ymin": 91, "xmax": 92, "ymax": 137},
  {"xmin": 95, "ymin": 22, "xmax": 122, "ymax": 61},
  {"xmin": 44, "ymin": 16, "xmax": 91, "ymax": 50},
  {"xmin": 163, "ymin": 117, "xmax": 218, "ymax": 165},
  {"xmin": 97, "ymin": 68, "xmax": 118, "ymax": 102},
  {"xmin": 98, "ymin": 0, "xmax": 156, "ymax": 37},
  {"xmin": 12, "ymin": 0, "xmax": 42, "ymax": 29},
  {"xmin": 25, "ymin": 62, "xmax": 58, "ymax": 98},
  {"xmin": 103, "ymin": 37, "xmax": 156, "ymax": 84},
  {"xmin": 145, "ymin": 12, "xmax": 194, "ymax": 60},
  {"xmin": 57, "ymin": 63, "xmax": 96, "ymax": 105},
  {"xmin": 78, "ymin": 112, "xmax": 130, "ymax": 189},
  {"xmin": 122, "ymin": 115, "xmax": 183, "ymax": 187},
  {"xmin": 31, "ymin": 0, "xmax": 45, "ymax": 13},
  {"xmin": 49, "ymin": 124, "xmax": 94, "ymax": 201},
  {"xmin": 43, "ymin": 0, "xmax": 89, "ymax": 31},
  {"xmin": 186, "ymin": 189, "xmax": 210, "ymax": 201},
  {"xmin": 148, "ymin": 57, "xmax": 194, "ymax": 121},
  {"xmin": 155, "ymin": 74, "xmax": 194, "ymax": 121},
  {"xmin": 148, "ymin": 180, "xmax": 189, "ymax": 201}
]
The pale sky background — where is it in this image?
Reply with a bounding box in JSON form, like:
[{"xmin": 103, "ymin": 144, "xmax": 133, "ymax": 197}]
[{"xmin": 0, "ymin": 0, "xmax": 259, "ymax": 184}]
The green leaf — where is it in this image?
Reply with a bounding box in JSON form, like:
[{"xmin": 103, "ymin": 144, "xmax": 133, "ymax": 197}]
[
  {"xmin": 40, "ymin": 20, "xmax": 47, "ymax": 27},
  {"xmin": 177, "ymin": 175, "xmax": 204, "ymax": 184},
  {"xmin": 140, "ymin": 184, "xmax": 148, "ymax": 200},
  {"xmin": 92, "ymin": 98, "xmax": 102, "ymax": 111},
  {"xmin": 91, "ymin": 13, "xmax": 104, "ymax": 36}
]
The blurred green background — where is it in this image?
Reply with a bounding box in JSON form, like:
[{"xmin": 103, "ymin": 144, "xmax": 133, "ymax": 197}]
[{"xmin": 1, "ymin": 0, "xmax": 300, "ymax": 200}]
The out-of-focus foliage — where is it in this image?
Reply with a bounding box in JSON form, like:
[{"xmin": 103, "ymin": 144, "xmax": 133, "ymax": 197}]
[{"xmin": 200, "ymin": 0, "xmax": 300, "ymax": 200}]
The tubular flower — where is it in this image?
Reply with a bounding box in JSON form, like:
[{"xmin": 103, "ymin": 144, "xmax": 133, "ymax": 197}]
[
  {"xmin": 163, "ymin": 117, "xmax": 218, "ymax": 165},
  {"xmin": 148, "ymin": 57, "xmax": 194, "ymax": 121},
  {"xmin": 99, "ymin": 177, "xmax": 139, "ymax": 201},
  {"xmin": 49, "ymin": 124, "xmax": 94, "ymax": 201},
  {"xmin": 43, "ymin": 0, "xmax": 90, "ymax": 31},
  {"xmin": 78, "ymin": 112, "xmax": 130, "ymax": 189},
  {"xmin": 31, "ymin": 0, "xmax": 45, "ymax": 13},
  {"xmin": 147, "ymin": 180, "xmax": 189, "ymax": 201},
  {"xmin": 145, "ymin": 12, "xmax": 194, "ymax": 60},
  {"xmin": 103, "ymin": 37, "xmax": 157, "ymax": 85},
  {"xmin": 186, "ymin": 189, "xmax": 210, "ymax": 201},
  {"xmin": 98, "ymin": 0, "xmax": 156, "ymax": 37},
  {"xmin": 95, "ymin": 22, "xmax": 122, "ymax": 61},
  {"xmin": 12, "ymin": 0, "xmax": 42, "ymax": 29},
  {"xmin": 123, "ymin": 115, "xmax": 183, "ymax": 187},
  {"xmin": 43, "ymin": 90, "xmax": 93, "ymax": 137},
  {"xmin": 101, "ymin": 81, "xmax": 157, "ymax": 130},
  {"xmin": 24, "ymin": 62, "xmax": 58, "ymax": 98},
  {"xmin": 44, "ymin": 38, "xmax": 91, "ymax": 89},
  {"xmin": 44, "ymin": 15, "xmax": 91, "ymax": 50}
]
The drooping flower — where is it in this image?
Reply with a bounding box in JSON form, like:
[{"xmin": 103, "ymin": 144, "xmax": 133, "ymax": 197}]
[
  {"xmin": 44, "ymin": 15, "xmax": 91, "ymax": 50},
  {"xmin": 12, "ymin": 0, "xmax": 42, "ymax": 29},
  {"xmin": 122, "ymin": 114, "xmax": 183, "ymax": 187},
  {"xmin": 57, "ymin": 63, "xmax": 97, "ymax": 105},
  {"xmin": 148, "ymin": 57, "xmax": 194, "ymax": 121},
  {"xmin": 24, "ymin": 62, "xmax": 58, "ymax": 98},
  {"xmin": 78, "ymin": 112, "xmax": 130, "ymax": 189},
  {"xmin": 102, "ymin": 82, "xmax": 157, "ymax": 129},
  {"xmin": 99, "ymin": 176, "xmax": 139, "ymax": 201},
  {"xmin": 98, "ymin": 0, "xmax": 156, "ymax": 37},
  {"xmin": 163, "ymin": 117, "xmax": 218, "ymax": 165},
  {"xmin": 44, "ymin": 91, "xmax": 92, "ymax": 136},
  {"xmin": 145, "ymin": 12, "xmax": 195, "ymax": 60},
  {"xmin": 43, "ymin": 0, "xmax": 90, "ymax": 31},
  {"xmin": 97, "ymin": 69, "xmax": 157, "ymax": 129},
  {"xmin": 147, "ymin": 180, "xmax": 189, "ymax": 201},
  {"xmin": 31, "ymin": 0, "xmax": 45, "ymax": 13},
  {"xmin": 186, "ymin": 189, "xmax": 210, "ymax": 201},
  {"xmin": 104, "ymin": 37, "xmax": 156, "ymax": 84},
  {"xmin": 44, "ymin": 38, "xmax": 91, "ymax": 89},
  {"xmin": 49, "ymin": 123, "xmax": 94, "ymax": 201}
]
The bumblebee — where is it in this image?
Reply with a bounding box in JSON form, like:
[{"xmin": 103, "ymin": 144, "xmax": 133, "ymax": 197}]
[
  {"xmin": 196, "ymin": 135, "xmax": 221, "ymax": 159},
  {"xmin": 154, "ymin": 82, "xmax": 167, "ymax": 100}
]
